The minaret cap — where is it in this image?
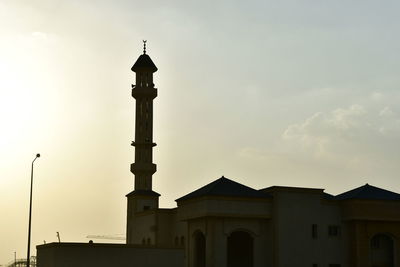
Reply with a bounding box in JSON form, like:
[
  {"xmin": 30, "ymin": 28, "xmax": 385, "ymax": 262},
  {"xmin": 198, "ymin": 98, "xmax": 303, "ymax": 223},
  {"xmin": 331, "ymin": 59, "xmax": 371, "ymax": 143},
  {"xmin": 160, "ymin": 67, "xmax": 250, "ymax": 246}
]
[{"xmin": 131, "ymin": 41, "xmax": 158, "ymax": 73}]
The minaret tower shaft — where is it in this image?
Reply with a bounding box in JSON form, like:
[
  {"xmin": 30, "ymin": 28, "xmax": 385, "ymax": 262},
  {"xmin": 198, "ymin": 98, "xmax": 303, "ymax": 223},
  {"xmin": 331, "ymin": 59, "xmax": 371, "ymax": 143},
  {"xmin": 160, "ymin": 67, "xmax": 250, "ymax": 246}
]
[
  {"xmin": 126, "ymin": 42, "xmax": 160, "ymax": 244},
  {"xmin": 130, "ymin": 41, "xmax": 158, "ymax": 191}
]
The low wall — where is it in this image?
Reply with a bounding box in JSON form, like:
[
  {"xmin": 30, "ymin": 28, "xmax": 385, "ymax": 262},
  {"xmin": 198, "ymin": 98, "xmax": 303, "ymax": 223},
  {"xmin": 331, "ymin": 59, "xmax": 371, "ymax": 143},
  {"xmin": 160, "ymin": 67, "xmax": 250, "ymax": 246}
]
[{"xmin": 37, "ymin": 242, "xmax": 184, "ymax": 267}]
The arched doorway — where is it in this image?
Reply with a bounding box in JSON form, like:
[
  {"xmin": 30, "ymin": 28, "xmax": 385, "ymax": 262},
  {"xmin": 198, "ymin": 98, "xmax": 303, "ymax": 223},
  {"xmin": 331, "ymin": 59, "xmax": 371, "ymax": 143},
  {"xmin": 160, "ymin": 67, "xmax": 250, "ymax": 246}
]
[
  {"xmin": 193, "ymin": 231, "xmax": 206, "ymax": 267},
  {"xmin": 371, "ymin": 233, "xmax": 394, "ymax": 267},
  {"xmin": 227, "ymin": 230, "xmax": 253, "ymax": 267}
]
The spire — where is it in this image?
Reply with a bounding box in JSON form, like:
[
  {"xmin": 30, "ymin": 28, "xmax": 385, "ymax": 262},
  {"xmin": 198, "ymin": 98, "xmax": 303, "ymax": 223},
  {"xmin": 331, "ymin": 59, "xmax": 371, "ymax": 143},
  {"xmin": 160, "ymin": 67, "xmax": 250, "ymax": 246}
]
[
  {"xmin": 143, "ymin": 40, "xmax": 147, "ymax": 54},
  {"xmin": 131, "ymin": 41, "xmax": 158, "ymax": 73}
]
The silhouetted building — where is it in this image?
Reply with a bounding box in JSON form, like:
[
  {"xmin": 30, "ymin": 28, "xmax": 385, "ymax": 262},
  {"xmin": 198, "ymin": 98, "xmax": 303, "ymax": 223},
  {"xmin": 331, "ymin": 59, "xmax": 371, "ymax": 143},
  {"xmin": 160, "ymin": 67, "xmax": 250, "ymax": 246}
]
[{"xmin": 37, "ymin": 44, "xmax": 400, "ymax": 267}]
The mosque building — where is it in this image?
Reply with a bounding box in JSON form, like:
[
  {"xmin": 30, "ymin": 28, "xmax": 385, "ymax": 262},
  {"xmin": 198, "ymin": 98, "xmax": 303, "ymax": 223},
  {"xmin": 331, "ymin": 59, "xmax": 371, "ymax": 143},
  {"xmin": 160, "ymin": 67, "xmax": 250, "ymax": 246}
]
[{"xmin": 36, "ymin": 44, "xmax": 400, "ymax": 267}]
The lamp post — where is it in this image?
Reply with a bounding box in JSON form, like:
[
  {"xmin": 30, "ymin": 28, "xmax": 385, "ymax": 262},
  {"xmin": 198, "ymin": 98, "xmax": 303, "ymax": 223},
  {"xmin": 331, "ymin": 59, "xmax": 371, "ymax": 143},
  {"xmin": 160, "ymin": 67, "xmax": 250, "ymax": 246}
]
[{"xmin": 27, "ymin": 153, "xmax": 40, "ymax": 267}]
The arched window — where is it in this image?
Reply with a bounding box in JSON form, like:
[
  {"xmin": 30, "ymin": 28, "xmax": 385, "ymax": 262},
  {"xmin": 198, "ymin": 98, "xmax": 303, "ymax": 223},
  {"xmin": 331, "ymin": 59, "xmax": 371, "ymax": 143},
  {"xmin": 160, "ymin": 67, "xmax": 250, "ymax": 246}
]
[
  {"xmin": 147, "ymin": 238, "xmax": 151, "ymax": 245},
  {"xmin": 227, "ymin": 231, "xmax": 253, "ymax": 267},
  {"xmin": 180, "ymin": 236, "xmax": 185, "ymax": 247},
  {"xmin": 370, "ymin": 233, "xmax": 394, "ymax": 267},
  {"xmin": 174, "ymin": 236, "xmax": 179, "ymax": 246}
]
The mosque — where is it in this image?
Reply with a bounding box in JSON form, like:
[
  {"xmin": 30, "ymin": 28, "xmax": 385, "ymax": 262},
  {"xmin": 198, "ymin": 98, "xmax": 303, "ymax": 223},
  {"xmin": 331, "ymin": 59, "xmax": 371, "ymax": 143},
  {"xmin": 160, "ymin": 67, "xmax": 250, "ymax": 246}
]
[{"xmin": 36, "ymin": 44, "xmax": 400, "ymax": 267}]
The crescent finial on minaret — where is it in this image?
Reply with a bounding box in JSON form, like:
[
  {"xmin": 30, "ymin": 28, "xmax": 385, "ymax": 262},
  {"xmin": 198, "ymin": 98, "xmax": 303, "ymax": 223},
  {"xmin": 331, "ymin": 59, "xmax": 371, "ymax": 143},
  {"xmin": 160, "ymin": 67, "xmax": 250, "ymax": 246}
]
[{"xmin": 143, "ymin": 40, "xmax": 147, "ymax": 54}]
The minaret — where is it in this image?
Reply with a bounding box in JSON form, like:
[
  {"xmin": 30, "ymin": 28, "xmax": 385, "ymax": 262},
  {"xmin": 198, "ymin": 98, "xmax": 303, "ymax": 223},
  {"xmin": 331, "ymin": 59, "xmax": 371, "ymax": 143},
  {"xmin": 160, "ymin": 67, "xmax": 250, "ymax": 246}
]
[
  {"xmin": 130, "ymin": 40, "xmax": 158, "ymax": 192},
  {"xmin": 126, "ymin": 41, "xmax": 160, "ymax": 244}
]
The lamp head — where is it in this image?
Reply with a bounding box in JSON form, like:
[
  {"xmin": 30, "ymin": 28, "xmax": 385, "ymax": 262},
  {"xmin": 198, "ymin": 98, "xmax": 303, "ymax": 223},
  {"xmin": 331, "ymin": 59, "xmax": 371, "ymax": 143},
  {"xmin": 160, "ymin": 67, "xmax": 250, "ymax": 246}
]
[{"xmin": 36, "ymin": 153, "xmax": 41, "ymax": 158}]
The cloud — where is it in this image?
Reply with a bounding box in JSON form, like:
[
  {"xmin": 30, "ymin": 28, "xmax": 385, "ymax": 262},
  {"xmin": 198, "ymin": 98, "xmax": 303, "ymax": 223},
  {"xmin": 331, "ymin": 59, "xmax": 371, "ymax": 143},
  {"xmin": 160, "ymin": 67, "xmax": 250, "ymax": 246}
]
[
  {"xmin": 282, "ymin": 104, "xmax": 400, "ymax": 163},
  {"xmin": 31, "ymin": 31, "xmax": 49, "ymax": 40},
  {"xmin": 16, "ymin": 31, "xmax": 56, "ymax": 45}
]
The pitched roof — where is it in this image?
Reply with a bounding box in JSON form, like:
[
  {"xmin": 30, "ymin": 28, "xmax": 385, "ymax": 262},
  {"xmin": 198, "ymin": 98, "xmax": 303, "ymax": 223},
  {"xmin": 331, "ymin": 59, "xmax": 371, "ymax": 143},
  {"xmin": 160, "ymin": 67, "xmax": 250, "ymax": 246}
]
[
  {"xmin": 176, "ymin": 176, "xmax": 270, "ymax": 202},
  {"xmin": 334, "ymin": 183, "xmax": 400, "ymax": 201},
  {"xmin": 131, "ymin": 54, "xmax": 158, "ymax": 73}
]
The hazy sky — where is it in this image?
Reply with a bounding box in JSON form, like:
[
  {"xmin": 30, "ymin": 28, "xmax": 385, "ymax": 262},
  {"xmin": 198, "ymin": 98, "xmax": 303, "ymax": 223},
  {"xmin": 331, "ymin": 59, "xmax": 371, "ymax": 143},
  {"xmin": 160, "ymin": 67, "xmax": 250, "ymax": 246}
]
[{"xmin": 1, "ymin": 0, "xmax": 400, "ymax": 263}]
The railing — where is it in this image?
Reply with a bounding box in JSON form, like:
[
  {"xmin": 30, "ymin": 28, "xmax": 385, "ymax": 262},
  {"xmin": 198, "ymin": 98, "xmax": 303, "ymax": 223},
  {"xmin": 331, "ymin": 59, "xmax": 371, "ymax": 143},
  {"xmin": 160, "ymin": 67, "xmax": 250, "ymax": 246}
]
[{"xmin": 5, "ymin": 257, "xmax": 36, "ymax": 267}]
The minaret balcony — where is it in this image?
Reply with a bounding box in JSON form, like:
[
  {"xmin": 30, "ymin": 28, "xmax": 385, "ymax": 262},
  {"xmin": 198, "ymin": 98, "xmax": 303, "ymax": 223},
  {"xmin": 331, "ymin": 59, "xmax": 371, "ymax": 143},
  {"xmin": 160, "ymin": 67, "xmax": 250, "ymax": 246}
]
[
  {"xmin": 131, "ymin": 141, "xmax": 157, "ymax": 147},
  {"xmin": 130, "ymin": 162, "xmax": 157, "ymax": 174},
  {"xmin": 131, "ymin": 86, "xmax": 157, "ymax": 99}
]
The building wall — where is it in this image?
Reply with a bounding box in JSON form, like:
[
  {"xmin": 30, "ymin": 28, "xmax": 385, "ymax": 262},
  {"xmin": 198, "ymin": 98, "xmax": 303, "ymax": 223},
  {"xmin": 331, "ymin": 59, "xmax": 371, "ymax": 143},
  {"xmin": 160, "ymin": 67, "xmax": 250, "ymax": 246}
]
[
  {"xmin": 340, "ymin": 199, "xmax": 400, "ymax": 266},
  {"xmin": 128, "ymin": 211, "xmax": 157, "ymax": 245},
  {"xmin": 186, "ymin": 217, "xmax": 273, "ymax": 267},
  {"xmin": 126, "ymin": 195, "xmax": 159, "ymax": 244},
  {"xmin": 155, "ymin": 209, "xmax": 179, "ymax": 246},
  {"xmin": 159, "ymin": 209, "xmax": 187, "ymax": 248},
  {"xmin": 38, "ymin": 189, "xmax": 400, "ymax": 267},
  {"xmin": 130, "ymin": 207, "xmax": 187, "ymax": 248},
  {"xmin": 220, "ymin": 218, "xmax": 273, "ymax": 267},
  {"xmin": 270, "ymin": 189, "xmax": 347, "ymax": 267},
  {"xmin": 128, "ymin": 193, "xmax": 400, "ymax": 267},
  {"xmin": 347, "ymin": 218, "xmax": 400, "ymax": 266},
  {"xmin": 37, "ymin": 243, "xmax": 184, "ymax": 267}
]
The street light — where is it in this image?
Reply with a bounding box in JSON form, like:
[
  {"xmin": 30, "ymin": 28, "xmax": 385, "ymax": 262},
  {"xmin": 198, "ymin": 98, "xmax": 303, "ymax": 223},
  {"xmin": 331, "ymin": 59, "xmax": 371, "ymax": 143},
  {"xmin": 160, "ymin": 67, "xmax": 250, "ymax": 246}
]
[{"xmin": 27, "ymin": 153, "xmax": 40, "ymax": 267}]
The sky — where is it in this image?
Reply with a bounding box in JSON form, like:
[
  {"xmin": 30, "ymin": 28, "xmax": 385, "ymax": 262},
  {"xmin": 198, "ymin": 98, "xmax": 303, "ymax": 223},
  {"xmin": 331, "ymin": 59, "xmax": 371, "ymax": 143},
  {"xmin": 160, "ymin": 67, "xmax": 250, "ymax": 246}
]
[{"xmin": 1, "ymin": 0, "xmax": 400, "ymax": 264}]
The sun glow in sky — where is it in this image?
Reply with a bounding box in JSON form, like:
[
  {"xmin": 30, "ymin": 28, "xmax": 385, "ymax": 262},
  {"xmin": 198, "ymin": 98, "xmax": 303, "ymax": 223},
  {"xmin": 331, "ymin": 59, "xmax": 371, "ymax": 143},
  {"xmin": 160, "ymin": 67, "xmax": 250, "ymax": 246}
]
[{"xmin": 1, "ymin": 0, "xmax": 400, "ymax": 264}]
